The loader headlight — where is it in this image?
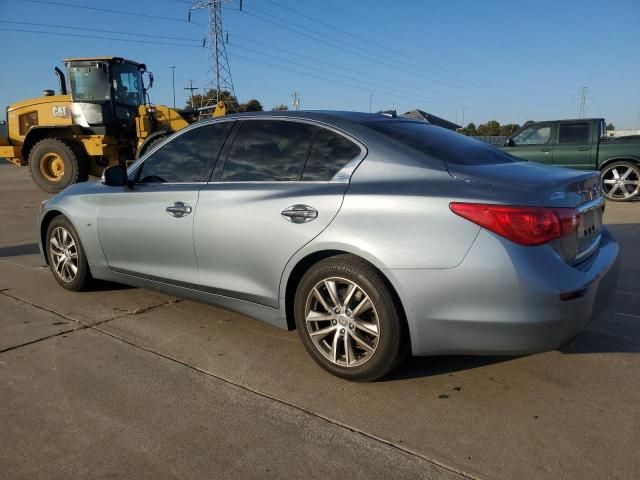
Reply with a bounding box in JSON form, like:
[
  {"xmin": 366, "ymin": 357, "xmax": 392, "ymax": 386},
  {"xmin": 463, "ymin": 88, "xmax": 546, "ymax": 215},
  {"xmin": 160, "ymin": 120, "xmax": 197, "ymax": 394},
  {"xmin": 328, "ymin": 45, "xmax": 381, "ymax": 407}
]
[{"xmin": 70, "ymin": 102, "xmax": 103, "ymax": 127}]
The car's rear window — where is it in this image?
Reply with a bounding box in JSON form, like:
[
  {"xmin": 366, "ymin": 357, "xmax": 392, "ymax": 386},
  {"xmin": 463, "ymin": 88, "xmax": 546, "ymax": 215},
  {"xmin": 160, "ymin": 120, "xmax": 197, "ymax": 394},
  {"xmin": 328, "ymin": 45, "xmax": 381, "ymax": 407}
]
[{"xmin": 364, "ymin": 120, "xmax": 520, "ymax": 166}]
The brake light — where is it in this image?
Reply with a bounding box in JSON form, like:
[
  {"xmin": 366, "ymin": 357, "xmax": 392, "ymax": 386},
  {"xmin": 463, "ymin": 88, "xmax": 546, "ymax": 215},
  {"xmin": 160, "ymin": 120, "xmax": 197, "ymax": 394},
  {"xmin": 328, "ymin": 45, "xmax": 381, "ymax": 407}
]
[{"xmin": 450, "ymin": 203, "xmax": 580, "ymax": 246}]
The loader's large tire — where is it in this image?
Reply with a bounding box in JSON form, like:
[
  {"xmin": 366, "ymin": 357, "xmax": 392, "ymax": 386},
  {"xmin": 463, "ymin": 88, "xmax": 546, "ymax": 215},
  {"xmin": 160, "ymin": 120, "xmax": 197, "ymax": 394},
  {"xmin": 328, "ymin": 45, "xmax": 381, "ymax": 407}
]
[{"xmin": 28, "ymin": 138, "xmax": 88, "ymax": 193}]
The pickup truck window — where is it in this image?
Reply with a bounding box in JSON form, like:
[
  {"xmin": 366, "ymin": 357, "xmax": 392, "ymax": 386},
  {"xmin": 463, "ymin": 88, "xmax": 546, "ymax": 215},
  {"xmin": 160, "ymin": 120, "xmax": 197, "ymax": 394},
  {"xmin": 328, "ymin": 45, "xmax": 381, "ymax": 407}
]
[
  {"xmin": 511, "ymin": 125, "xmax": 551, "ymax": 145},
  {"xmin": 558, "ymin": 122, "xmax": 590, "ymax": 143}
]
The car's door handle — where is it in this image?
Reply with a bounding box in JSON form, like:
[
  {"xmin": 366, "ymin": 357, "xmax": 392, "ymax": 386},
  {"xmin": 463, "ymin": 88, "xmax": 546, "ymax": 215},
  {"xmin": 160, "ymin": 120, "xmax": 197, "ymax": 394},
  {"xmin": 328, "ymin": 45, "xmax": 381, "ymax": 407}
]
[
  {"xmin": 578, "ymin": 147, "xmax": 590, "ymax": 151},
  {"xmin": 166, "ymin": 202, "xmax": 192, "ymax": 218},
  {"xmin": 281, "ymin": 204, "xmax": 318, "ymax": 224},
  {"xmin": 540, "ymin": 148, "xmax": 552, "ymax": 152}
]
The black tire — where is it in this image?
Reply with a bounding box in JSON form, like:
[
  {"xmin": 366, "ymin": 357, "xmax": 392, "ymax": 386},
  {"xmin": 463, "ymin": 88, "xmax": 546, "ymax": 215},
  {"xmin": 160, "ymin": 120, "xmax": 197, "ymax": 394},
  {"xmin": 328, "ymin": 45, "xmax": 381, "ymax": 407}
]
[
  {"xmin": 46, "ymin": 215, "xmax": 92, "ymax": 291},
  {"xmin": 28, "ymin": 138, "xmax": 88, "ymax": 193},
  {"xmin": 294, "ymin": 254, "xmax": 410, "ymax": 381},
  {"xmin": 600, "ymin": 161, "xmax": 640, "ymax": 202}
]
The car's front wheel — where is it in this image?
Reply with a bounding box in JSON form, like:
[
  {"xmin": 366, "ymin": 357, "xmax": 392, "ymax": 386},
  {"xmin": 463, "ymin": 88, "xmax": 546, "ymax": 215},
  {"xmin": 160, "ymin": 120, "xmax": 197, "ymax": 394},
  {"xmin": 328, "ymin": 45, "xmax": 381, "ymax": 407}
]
[
  {"xmin": 294, "ymin": 255, "xmax": 409, "ymax": 381},
  {"xmin": 46, "ymin": 215, "xmax": 92, "ymax": 291}
]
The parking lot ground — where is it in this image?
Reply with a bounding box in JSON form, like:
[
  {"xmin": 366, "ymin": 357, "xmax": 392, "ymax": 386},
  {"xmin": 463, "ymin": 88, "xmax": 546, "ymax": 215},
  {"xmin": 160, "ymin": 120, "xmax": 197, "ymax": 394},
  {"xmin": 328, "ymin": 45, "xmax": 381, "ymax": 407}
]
[{"xmin": 1, "ymin": 162, "xmax": 639, "ymax": 479}]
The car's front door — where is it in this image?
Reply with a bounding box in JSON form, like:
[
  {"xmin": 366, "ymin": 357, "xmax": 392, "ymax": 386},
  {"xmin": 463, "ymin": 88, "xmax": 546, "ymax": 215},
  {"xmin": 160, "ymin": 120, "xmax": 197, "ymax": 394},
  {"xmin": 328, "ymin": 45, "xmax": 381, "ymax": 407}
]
[
  {"xmin": 502, "ymin": 123, "xmax": 554, "ymax": 163},
  {"xmin": 194, "ymin": 119, "xmax": 364, "ymax": 308},
  {"xmin": 552, "ymin": 121, "xmax": 596, "ymax": 169},
  {"xmin": 97, "ymin": 121, "xmax": 233, "ymax": 284}
]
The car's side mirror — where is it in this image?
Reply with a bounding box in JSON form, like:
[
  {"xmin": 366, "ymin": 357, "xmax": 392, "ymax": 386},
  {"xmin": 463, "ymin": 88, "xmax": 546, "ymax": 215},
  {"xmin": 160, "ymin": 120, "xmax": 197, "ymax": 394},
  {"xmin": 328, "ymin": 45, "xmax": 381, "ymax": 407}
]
[
  {"xmin": 101, "ymin": 165, "xmax": 127, "ymax": 187},
  {"xmin": 505, "ymin": 139, "xmax": 514, "ymax": 147}
]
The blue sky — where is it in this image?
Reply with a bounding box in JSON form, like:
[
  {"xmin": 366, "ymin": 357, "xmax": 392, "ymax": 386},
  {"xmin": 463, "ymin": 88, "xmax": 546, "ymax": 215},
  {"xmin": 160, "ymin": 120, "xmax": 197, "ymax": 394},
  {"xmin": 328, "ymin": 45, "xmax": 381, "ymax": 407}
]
[{"xmin": 1, "ymin": 0, "xmax": 639, "ymax": 128}]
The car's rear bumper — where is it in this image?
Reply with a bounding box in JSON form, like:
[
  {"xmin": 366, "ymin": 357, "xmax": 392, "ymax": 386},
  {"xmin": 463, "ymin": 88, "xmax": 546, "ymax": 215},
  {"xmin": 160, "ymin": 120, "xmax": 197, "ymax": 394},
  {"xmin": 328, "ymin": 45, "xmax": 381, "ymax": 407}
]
[{"xmin": 391, "ymin": 227, "xmax": 620, "ymax": 356}]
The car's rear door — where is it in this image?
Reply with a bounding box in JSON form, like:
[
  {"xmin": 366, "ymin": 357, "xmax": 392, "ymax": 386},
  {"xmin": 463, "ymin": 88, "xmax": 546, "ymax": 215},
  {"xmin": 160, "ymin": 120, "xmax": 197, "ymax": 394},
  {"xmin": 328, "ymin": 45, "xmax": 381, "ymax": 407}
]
[
  {"xmin": 502, "ymin": 123, "xmax": 554, "ymax": 163},
  {"xmin": 551, "ymin": 121, "xmax": 596, "ymax": 169},
  {"xmin": 97, "ymin": 121, "xmax": 233, "ymax": 284},
  {"xmin": 194, "ymin": 118, "xmax": 364, "ymax": 308}
]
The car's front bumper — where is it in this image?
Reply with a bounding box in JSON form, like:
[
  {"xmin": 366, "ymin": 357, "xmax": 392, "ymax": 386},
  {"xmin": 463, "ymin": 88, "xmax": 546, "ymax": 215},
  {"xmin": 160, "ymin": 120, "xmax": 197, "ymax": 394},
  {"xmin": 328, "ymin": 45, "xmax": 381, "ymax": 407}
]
[{"xmin": 391, "ymin": 226, "xmax": 620, "ymax": 356}]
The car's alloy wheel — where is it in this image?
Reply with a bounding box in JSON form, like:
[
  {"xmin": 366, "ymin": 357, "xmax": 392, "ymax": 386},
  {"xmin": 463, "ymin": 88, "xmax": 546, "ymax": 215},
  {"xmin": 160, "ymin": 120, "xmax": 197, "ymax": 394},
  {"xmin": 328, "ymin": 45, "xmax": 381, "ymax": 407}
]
[
  {"xmin": 49, "ymin": 226, "xmax": 78, "ymax": 283},
  {"xmin": 46, "ymin": 216, "xmax": 91, "ymax": 291},
  {"xmin": 305, "ymin": 277, "xmax": 381, "ymax": 368},
  {"xmin": 294, "ymin": 255, "xmax": 409, "ymax": 381},
  {"xmin": 601, "ymin": 161, "xmax": 640, "ymax": 201}
]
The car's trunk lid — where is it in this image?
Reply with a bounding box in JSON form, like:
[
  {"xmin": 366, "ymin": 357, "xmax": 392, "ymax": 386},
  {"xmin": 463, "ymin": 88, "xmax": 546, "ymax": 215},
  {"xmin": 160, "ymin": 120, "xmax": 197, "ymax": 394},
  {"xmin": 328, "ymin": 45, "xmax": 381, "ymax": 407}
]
[
  {"xmin": 448, "ymin": 161, "xmax": 604, "ymax": 264},
  {"xmin": 447, "ymin": 161, "xmax": 601, "ymax": 208}
]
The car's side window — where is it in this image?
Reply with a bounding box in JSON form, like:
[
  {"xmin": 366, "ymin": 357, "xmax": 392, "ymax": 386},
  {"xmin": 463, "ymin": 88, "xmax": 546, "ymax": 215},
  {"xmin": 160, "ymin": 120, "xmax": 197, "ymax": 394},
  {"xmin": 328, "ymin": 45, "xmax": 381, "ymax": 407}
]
[
  {"xmin": 511, "ymin": 125, "xmax": 552, "ymax": 145},
  {"xmin": 301, "ymin": 128, "xmax": 362, "ymax": 181},
  {"xmin": 221, "ymin": 120, "xmax": 317, "ymax": 182},
  {"xmin": 558, "ymin": 122, "xmax": 590, "ymax": 143},
  {"xmin": 138, "ymin": 122, "xmax": 232, "ymax": 184}
]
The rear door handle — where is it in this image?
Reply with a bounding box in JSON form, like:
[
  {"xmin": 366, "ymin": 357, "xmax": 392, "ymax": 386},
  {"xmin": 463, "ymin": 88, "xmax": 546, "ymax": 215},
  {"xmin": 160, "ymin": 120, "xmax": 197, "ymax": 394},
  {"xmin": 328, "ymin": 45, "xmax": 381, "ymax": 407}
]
[
  {"xmin": 166, "ymin": 201, "xmax": 192, "ymax": 218},
  {"xmin": 540, "ymin": 148, "xmax": 552, "ymax": 152},
  {"xmin": 578, "ymin": 147, "xmax": 591, "ymax": 151},
  {"xmin": 281, "ymin": 204, "xmax": 318, "ymax": 224}
]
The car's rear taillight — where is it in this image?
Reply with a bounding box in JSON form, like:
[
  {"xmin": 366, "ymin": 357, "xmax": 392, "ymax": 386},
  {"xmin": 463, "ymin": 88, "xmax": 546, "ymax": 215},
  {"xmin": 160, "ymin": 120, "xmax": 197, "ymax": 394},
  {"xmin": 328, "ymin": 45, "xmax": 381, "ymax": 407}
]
[{"xmin": 450, "ymin": 203, "xmax": 580, "ymax": 246}]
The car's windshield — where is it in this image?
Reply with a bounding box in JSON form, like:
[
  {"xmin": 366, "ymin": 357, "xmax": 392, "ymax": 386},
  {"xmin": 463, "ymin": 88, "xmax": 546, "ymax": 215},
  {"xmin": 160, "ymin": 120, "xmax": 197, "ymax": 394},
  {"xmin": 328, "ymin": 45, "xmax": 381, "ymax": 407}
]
[
  {"xmin": 69, "ymin": 64, "xmax": 110, "ymax": 101},
  {"xmin": 364, "ymin": 120, "xmax": 520, "ymax": 166},
  {"xmin": 112, "ymin": 63, "xmax": 143, "ymax": 106}
]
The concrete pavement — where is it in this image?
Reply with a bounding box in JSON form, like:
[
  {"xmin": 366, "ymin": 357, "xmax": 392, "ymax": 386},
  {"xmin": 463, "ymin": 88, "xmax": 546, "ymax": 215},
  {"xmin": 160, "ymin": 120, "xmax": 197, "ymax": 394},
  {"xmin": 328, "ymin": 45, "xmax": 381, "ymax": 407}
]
[{"xmin": 1, "ymin": 161, "xmax": 639, "ymax": 479}]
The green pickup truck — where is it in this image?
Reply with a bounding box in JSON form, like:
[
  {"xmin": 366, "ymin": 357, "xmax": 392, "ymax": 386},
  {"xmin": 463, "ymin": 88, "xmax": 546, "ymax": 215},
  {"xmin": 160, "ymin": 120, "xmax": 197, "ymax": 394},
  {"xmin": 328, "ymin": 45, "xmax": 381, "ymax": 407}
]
[{"xmin": 500, "ymin": 118, "xmax": 640, "ymax": 201}]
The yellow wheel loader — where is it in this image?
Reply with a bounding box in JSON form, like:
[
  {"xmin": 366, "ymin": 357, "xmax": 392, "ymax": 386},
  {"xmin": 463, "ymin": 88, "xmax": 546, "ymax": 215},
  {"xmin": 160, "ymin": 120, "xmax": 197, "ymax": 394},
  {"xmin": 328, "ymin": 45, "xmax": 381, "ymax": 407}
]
[{"xmin": 0, "ymin": 56, "xmax": 225, "ymax": 193}]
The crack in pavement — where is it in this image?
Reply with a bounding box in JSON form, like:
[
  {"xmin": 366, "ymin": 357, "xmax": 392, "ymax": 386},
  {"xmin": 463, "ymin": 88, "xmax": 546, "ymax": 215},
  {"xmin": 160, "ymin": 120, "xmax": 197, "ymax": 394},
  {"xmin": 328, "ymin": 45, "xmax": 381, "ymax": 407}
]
[
  {"xmin": 91, "ymin": 324, "xmax": 481, "ymax": 480},
  {"xmin": 0, "ymin": 290, "xmax": 182, "ymax": 354},
  {"xmin": 0, "ymin": 288, "xmax": 479, "ymax": 479}
]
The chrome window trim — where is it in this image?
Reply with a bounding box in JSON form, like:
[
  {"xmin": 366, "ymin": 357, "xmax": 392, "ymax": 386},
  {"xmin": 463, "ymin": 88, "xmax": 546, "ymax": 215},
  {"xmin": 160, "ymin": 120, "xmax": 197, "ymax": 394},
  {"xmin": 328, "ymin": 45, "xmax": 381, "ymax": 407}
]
[
  {"xmin": 216, "ymin": 116, "xmax": 368, "ymax": 184},
  {"xmin": 127, "ymin": 118, "xmax": 237, "ymax": 184}
]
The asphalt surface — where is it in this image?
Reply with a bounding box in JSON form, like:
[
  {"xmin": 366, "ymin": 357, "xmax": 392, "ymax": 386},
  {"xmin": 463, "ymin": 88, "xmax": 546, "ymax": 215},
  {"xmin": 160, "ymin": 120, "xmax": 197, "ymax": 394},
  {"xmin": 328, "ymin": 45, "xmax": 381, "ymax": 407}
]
[{"xmin": 1, "ymin": 161, "xmax": 639, "ymax": 479}]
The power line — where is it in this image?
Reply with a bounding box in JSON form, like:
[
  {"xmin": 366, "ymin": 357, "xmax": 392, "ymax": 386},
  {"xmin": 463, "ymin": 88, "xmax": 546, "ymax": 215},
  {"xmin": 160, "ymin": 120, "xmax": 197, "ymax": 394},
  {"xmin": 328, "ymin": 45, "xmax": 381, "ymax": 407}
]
[
  {"xmin": 253, "ymin": 0, "xmax": 576, "ymax": 100},
  {"xmin": 0, "ymin": 20, "xmax": 202, "ymax": 43},
  {"xmin": 229, "ymin": 34, "xmax": 563, "ymax": 111},
  {"xmin": 259, "ymin": 0, "xmax": 499, "ymax": 90},
  {"xmin": 20, "ymin": 0, "xmax": 205, "ymax": 26},
  {"xmin": 240, "ymin": 6, "xmax": 562, "ymax": 107},
  {"xmin": 229, "ymin": 50, "xmax": 574, "ymax": 117},
  {"xmin": 0, "ymin": 27, "xmax": 202, "ymax": 48}
]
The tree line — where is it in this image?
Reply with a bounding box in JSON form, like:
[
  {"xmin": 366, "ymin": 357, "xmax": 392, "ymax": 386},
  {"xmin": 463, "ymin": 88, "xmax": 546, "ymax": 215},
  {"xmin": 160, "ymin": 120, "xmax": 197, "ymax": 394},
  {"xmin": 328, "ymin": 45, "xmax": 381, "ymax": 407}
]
[
  {"xmin": 458, "ymin": 121, "xmax": 521, "ymax": 137},
  {"xmin": 185, "ymin": 88, "xmax": 289, "ymax": 113}
]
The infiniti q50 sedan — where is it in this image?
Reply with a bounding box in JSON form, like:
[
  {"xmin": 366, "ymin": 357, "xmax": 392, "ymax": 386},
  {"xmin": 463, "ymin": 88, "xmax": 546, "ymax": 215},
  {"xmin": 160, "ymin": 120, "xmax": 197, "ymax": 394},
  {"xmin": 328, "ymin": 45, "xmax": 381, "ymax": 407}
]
[{"xmin": 38, "ymin": 111, "xmax": 620, "ymax": 381}]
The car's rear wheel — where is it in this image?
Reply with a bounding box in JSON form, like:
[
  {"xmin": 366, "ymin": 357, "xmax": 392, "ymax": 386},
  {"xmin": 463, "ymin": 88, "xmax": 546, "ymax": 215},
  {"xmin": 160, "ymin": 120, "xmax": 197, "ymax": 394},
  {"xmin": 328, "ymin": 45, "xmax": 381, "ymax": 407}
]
[
  {"xmin": 294, "ymin": 255, "xmax": 409, "ymax": 381},
  {"xmin": 600, "ymin": 161, "xmax": 640, "ymax": 201},
  {"xmin": 46, "ymin": 216, "xmax": 92, "ymax": 291}
]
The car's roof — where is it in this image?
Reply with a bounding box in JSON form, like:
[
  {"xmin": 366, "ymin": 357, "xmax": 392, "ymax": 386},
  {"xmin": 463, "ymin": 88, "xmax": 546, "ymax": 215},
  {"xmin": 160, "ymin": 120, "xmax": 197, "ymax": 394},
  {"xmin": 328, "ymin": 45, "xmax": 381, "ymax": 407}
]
[{"xmin": 223, "ymin": 110, "xmax": 423, "ymax": 126}]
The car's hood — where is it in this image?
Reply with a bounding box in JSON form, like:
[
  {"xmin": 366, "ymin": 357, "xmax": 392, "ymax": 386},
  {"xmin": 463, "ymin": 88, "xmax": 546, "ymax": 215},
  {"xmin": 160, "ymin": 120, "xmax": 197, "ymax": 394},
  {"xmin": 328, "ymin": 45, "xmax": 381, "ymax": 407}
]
[{"xmin": 447, "ymin": 161, "xmax": 601, "ymax": 208}]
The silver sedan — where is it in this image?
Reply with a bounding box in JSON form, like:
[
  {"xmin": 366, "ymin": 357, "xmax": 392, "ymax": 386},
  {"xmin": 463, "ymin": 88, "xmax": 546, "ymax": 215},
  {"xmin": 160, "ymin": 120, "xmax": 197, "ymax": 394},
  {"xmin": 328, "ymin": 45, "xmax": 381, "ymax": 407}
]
[{"xmin": 38, "ymin": 111, "xmax": 620, "ymax": 381}]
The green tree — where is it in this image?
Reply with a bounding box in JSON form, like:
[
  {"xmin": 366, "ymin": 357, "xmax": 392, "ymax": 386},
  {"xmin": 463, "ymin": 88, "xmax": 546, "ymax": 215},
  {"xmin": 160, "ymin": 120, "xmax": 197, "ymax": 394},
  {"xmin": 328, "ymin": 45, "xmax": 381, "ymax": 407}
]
[
  {"xmin": 272, "ymin": 104, "xmax": 289, "ymax": 111},
  {"xmin": 185, "ymin": 89, "xmax": 240, "ymax": 112},
  {"xmin": 240, "ymin": 99, "xmax": 263, "ymax": 112},
  {"xmin": 476, "ymin": 120, "xmax": 501, "ymax": 136},
  {"xmin": 499, "ymin": 124, "xmax": 521, "ymax": 136},
  {"xmin": 606, "ymin": 123, "xmax": 615, "ymax": 131},
  {"xmin": 460, "ymin": 122, "xmax": 477, "ymax": 136}
]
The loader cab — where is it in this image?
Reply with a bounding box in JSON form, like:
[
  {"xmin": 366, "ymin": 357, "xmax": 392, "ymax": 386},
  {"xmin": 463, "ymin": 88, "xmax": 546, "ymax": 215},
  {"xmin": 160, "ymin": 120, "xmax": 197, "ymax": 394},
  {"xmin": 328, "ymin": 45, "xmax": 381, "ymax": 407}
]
[{"xmin": 65, "ymin": 57, "xmax": 149, "ymax": 138}]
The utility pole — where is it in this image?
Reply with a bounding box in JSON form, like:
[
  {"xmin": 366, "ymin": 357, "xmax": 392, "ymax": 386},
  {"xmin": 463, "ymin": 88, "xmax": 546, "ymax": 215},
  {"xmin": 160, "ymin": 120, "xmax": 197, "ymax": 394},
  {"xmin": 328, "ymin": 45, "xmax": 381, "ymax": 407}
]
[
  {"xmin": 578, "ymin": 86, "xmax": 588, "ymax": 118},
  {"xmin": 190, "ymin": 1, "xmax": 236, "ymax": 115},
  {"xmin": 461, "ymin": 105, "xmax": 465, "ymax": 126},
  {"xmin": 170, "ymin": 66, "xmax": 176, "ymax": 109},
  {"xmin": 369, "ymin": 94, "xmax": 373, "ymax": 113},
  {"xmin": 184, "ymin": 80, "xmax": 199, "ymax": 109},
  {"xmin": 292, "ymin": 91, "xmax": 301, "ymax": 110}
]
